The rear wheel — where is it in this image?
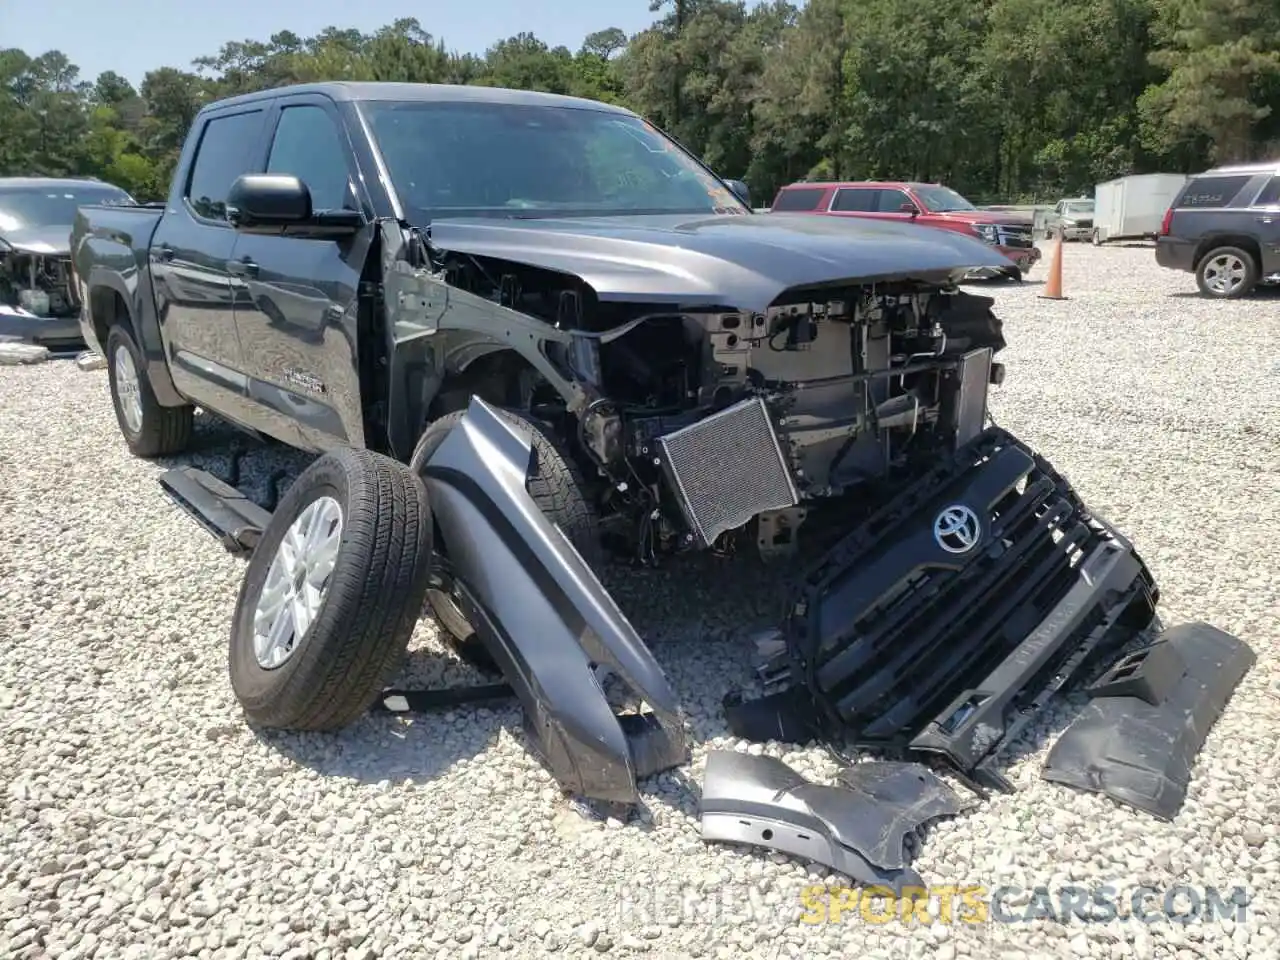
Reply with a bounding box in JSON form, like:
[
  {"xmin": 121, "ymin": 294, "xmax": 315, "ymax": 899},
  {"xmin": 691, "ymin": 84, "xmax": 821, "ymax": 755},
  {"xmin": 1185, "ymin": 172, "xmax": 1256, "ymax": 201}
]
[
  {"xmin": 1195, "ymin": 246, "xmax": 1259, "ymax": 299},
  {"xmin": 105, "ymin": 324, "xmax": 193, "ymax": 457},
  {"xmin": 410, "ymin": 407, "xmax": 601, "ymax": 667}
]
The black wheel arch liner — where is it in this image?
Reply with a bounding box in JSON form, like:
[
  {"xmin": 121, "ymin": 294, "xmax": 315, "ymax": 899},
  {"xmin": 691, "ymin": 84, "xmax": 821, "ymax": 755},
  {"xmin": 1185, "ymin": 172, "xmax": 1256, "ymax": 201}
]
[
  {"xmin": 86, "ymin": 264, "xmax": 186, "ymax": 407},
  {"xmin": 417, "ymin": 395, "xmax": 688, "ymax": 805}
]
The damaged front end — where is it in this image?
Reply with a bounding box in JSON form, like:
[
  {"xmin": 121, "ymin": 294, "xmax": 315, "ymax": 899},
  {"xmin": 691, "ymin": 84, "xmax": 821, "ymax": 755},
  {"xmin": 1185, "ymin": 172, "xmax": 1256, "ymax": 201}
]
[
  {"xmin": 0, "ymin": 236, "xmax": 84, "ymax": 349},
  {"xmin": 373, "ymin": 213, "xmax": 1246, "ymax": 814}
]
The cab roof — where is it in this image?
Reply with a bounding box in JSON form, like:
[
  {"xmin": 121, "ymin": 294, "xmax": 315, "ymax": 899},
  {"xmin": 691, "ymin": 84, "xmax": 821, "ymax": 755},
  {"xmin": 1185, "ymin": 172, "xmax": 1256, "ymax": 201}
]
[{"xmin": 202, "ymin": 81, "xmax": 635, "ymax": 117}]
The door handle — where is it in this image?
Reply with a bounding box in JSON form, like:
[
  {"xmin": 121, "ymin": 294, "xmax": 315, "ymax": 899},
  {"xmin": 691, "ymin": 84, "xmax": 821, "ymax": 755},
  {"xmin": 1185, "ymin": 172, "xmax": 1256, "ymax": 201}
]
[
  {"xmin": 1256, "ymin": 216, "xmax": 1275, "ymax": 224},
  {"xmin": 155, "ymin": 244, "xmax": 175, "ymax": 262},
  {"xmin": 227, "ymin": 258, "xmax": 259, "ymax": 278}
]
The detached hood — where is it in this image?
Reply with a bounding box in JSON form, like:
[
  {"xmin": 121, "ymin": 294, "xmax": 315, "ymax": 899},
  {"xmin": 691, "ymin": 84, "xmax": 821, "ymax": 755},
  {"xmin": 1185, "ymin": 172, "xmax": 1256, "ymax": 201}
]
[
  {"xmin": 0, "ymin": 224, "xmax": 72, "ymax": 256},
  {"xmin": 428, "ymin": 212, "xmax": 1013, "ymax": 312}
]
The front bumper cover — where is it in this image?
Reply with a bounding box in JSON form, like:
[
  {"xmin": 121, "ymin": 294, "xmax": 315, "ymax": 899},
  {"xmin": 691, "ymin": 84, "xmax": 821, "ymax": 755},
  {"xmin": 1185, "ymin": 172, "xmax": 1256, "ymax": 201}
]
[
  {"xmin": 0, "ymin": 306, "xmax": 84, "ymax": 350},
  {"xmin": 728, "ymin": 427, "xmax": 1160, "ymax": 791}
]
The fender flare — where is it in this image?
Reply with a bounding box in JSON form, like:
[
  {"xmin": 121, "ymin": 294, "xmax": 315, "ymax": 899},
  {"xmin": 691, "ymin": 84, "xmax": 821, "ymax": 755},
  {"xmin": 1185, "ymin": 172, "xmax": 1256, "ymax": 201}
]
[
  {"xmin": 419, "ymin": 396, "xmax": 688, "ymax": 805},
  {"xmin": 86, "ymin": 265, "xmax": 185, "ymax": 407}
]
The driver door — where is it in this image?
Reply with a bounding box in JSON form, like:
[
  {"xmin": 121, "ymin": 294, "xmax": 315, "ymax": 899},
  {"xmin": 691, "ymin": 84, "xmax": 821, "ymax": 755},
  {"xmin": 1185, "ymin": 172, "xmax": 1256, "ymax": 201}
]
[{"xmin": 228, "ymin": 96, "xmax": 375, "ymax": 451}]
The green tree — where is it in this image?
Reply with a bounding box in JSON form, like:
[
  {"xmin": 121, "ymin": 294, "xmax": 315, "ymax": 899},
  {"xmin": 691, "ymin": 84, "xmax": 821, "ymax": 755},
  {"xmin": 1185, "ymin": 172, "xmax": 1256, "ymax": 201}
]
[{"xmin": 1139, "ymin": 0, "xmax": 1280, "ymax": 163}]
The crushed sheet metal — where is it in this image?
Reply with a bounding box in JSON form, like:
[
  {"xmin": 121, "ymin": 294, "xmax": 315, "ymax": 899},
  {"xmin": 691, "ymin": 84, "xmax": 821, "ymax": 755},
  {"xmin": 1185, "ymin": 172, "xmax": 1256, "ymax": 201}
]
[
  {"xmin": 699, "ymin": 751, "xmax": 970, "ymax": 893},
  {"xmin": 1041, "ymin": 621, "xmax": 1256, "ymax": 821}
]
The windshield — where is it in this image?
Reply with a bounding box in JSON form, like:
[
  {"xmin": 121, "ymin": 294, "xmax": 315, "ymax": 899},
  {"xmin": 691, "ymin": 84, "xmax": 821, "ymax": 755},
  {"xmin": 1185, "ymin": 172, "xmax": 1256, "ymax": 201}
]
[
  {"xmin": 362, "ymin": 100, "xmax": 748, "ymax": 221},
  {"xmin": 912, "ymin": 185, "xmax": 976, "ymax": 213},
  {"xmin": 0, "ymin": 184, "xmax": 133, "ymax": 232},
  {"xmin": 1064, "ymin": 201, "xmax": 1094, "ymax": 215}
]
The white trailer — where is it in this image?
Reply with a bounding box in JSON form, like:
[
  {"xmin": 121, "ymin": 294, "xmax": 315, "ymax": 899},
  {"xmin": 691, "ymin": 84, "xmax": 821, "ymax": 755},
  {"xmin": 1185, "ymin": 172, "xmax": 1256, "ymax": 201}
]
[{"xmin": 1091, "ymin": 173, "xmax": 1187, "ymax": 245}]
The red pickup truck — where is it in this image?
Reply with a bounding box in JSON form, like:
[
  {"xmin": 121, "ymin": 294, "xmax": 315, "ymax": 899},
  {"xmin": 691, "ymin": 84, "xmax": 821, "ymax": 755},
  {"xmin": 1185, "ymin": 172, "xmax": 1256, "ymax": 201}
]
[{"xmin": 770, "ymin": 180, "xmax": 1042, "ymax": 279}]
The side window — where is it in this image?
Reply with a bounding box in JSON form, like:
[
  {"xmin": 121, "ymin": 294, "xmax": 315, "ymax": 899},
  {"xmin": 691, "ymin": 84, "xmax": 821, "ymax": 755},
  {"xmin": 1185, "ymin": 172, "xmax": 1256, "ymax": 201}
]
[
  {"xmin": 265, "ymin": 105, "xmax": 355, "ymax": 212},
  {"xmin": 1176, "ymin": 175, "xmax": 1253, "ymax": 209},
  {"xmin": 771, "ymin": 187, "xmax": 826, "ymax": 212},
  {"xmin": 1251, "ymin": 176, "xmax": 1280, "ymax": 207},
  {"xmin": 185, "ymin": 111, "xmax": 265, "ymax": 222},
  {"xmin": 831, "ymin": 188, "xmax": 878, "ymax": 212},
  {"xmin": 877, "ymin": 188, "xmax": 910, "ymax": 212}
]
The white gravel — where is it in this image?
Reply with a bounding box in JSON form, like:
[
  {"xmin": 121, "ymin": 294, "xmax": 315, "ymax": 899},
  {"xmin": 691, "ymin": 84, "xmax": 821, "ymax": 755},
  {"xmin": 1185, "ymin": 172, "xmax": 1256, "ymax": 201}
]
[{"xmin": 2, "ymin": 242, "xmax": 1278, "ymax": 960}]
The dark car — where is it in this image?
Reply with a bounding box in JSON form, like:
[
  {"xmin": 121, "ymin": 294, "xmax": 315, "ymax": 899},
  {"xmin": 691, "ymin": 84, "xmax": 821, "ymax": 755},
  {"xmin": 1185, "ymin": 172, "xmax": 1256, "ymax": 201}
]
[
  {"xmin": 1154, "ymin": 161, "xmax": 1280, "ymax": 299},
  {"xmin": 70, "ymin": 82, "xmax": 1224, "ymax": 822},
  {"xmin": 769, "ymin": 180, "xmax": 1042, "ymax": 279},
  {"xmin": 0, "ymin": 177, "xmax": 135, "ymax": 348}
]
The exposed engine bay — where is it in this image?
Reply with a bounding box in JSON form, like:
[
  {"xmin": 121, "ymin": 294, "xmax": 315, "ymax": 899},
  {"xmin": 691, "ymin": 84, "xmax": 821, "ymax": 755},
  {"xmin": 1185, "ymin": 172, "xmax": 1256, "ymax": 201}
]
[
  {"xmin": 414, "ymin": 248, "xmax": 1003, "ymax": 568},
  {"xmin": 0, "ymin": 247, "xmax": 79, "ymax": 320},
  {"xmin": 406, "ymin": 239, "xmax": 1007, "ymax": 567}
]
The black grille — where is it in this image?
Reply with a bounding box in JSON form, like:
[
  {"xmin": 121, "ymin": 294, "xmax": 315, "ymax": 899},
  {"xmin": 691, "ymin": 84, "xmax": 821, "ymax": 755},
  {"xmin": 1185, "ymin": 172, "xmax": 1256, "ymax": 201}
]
[
  {"xmin": 818, "ymin": 464, "xmax": 1094, "ymax": 736},
  {"xmin": 999, "ymin": 225, "xmax": 1035, "ymax": 248},
  {"xmin": 657, "ymin": 397, "xmax": 800, "ymax": 547},
  {"xmin": 794, "ymin": 435, "xmax": 1108, "ymax": 746}
]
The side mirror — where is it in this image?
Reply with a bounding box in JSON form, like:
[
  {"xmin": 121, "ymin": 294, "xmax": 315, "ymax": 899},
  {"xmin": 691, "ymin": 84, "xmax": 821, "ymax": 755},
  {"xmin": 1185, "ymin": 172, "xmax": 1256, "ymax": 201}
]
[
  {"xmin": 899, "ymin": 202, "xmax": 920, "ymax": 216},
  {"xmin": 724, "ymin": 178, "xmax": 751, "ymax": 207},
  {"xmin": 227, "ymin": 174, "xmax": 363, "ymax": 237},
  {"xmin": 227, "ymin": 174, "xmax": 312, "ymax": 230}
]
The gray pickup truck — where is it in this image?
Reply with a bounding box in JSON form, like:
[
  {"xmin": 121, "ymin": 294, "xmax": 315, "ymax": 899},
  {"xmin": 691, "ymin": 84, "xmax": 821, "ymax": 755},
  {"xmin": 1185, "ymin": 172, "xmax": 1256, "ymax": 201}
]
[
  {"xmin": 68, "ymin": 82, "xmax": 1249, "ymax": 837},
  {"xmin": 1155, "ymin": 160, "xmax": 1280, "ymax": 298}
]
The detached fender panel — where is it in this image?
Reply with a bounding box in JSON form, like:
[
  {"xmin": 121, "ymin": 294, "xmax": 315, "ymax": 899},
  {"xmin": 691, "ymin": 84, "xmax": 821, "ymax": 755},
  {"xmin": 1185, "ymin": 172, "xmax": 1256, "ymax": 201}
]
[
  {"xmin": 1041, "ymin": 621, "xmax": 1255, "ymax": 821},
  {"xmin": 699, "ymin": 751, "xmax": 970, "ymax": 893},
  {"xmin": 420, "ymin": 396, "xmax": 687, "ymax": 805}
]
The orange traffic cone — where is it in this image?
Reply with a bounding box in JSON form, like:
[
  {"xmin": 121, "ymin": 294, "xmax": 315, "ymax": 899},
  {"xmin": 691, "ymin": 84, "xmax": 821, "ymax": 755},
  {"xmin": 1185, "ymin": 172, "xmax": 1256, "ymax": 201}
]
[{"xmin": 1039, "ymin": 234, "xmax": 1068, "ymax": 300}]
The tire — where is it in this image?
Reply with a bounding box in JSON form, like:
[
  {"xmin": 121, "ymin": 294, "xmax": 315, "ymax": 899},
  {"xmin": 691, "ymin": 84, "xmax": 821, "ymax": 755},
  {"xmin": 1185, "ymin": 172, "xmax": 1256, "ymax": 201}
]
[
  {"xmin": 409, "ymin": 407, "xmax": 601, "ymax": 662},
  {"xmin": 1195, "ymin": 246, "xmax": 1259, "ymax": 300},
  {"xmin": 1091, "ymin": 229, "xmax": 1102, "ymax": 246},
  {"xmin": 229, "ymin": 446, "xmax": 434, "ymax": 730},
  {"xmin": 105, "ymin": 324, "xmax": 193, "ymax": 457}
]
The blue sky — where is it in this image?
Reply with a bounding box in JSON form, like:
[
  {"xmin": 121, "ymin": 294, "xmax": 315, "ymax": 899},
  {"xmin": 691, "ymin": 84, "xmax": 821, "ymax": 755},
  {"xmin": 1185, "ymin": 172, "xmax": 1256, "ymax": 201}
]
[{"xmin": 2, "ymin": 0, "xmax": 660, "ymax": 87}]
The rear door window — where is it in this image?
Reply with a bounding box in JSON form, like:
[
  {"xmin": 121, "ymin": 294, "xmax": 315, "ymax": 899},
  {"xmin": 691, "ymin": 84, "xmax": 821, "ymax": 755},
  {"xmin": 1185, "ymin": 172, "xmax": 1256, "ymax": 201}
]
[
  {"xmin": 1251, "ymin": 176, "xmax": 1280, "ymax": 207},
  {"xmin": 771, "ymin": 187, "xmax": 827, "ymax": 212},
  {"xmin": 831, "ymin": 188, "xmax": 878, "ymax": 212},
  {"xmin": 185, "ymin": 110, "xmax": 266, "ymax": 222},
  {"xmin": 1176, "ymin": 175, "xmax": 1253, "ymax": 209}
]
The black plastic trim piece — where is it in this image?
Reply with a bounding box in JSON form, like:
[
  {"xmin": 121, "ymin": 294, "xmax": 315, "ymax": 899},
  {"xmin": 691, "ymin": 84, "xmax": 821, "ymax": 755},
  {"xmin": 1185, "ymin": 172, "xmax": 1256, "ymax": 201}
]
[{"xmin": 1041, "ymin": 621, "xmax": 1255, "ymax": 820}]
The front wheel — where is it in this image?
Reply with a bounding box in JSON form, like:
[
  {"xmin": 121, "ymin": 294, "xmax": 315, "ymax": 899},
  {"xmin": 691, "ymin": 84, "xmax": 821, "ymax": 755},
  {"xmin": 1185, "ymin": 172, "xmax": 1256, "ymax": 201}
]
[
  {"xmin": 228, "ymin": 447, "xmax": 435, "ymax": 730},
  {"xmin": 1195, "ymin": 246, "xmax": 1259, "ymax": 299},
  {"xmin": 1091, "ymin": 229, "xmax": 1102, "ymax": 247}
]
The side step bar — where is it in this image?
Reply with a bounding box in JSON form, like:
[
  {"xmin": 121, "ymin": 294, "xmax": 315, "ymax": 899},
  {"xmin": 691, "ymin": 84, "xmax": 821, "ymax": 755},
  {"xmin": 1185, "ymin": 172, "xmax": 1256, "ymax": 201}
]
[{"xmin": 158, "ymin": 466, "xmax": 272, "ymax": 557}]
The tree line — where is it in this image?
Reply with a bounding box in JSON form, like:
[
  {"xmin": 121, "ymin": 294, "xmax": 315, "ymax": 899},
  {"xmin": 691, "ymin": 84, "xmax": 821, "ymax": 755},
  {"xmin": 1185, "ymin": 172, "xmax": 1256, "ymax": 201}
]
[{"xmin": 1, "ymin": 0, "xmax": 1277, "ymax": 207}]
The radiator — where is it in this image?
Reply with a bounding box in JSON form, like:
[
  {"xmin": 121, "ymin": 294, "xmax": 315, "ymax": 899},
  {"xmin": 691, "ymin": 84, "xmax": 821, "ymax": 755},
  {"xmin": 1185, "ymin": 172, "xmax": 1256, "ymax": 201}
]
[{"xmin": 656, "ymin": 397, "xmax": 801, "ymax": 547}]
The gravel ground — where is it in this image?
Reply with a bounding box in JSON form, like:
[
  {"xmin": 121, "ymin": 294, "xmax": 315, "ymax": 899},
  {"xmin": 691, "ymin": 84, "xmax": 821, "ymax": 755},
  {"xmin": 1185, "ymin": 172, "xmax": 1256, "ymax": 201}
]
[{"xmin": 2, "ymin": 242, "xmax": 1278, "ymax": 960}]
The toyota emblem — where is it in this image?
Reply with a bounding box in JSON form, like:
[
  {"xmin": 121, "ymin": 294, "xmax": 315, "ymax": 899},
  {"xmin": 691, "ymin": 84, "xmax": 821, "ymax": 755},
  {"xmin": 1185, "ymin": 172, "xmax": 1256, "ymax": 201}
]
[{"xmin": 934, "ymin": 504, "xmax": 981, "ymax": 554}]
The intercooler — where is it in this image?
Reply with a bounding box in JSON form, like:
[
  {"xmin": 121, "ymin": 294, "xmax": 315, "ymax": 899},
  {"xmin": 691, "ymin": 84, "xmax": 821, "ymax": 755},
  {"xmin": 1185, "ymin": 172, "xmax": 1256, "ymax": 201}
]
[{"xmin": 656, "ymin": 396, "xmax": 801, "ymax": 547}]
